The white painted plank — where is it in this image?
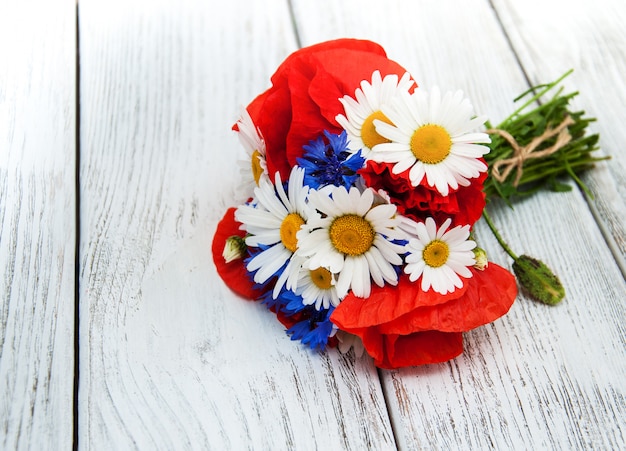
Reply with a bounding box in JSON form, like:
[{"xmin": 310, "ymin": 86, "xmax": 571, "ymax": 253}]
[
  {"xmin": 291, "ymin": 0, "xmax": 626, "ymax": 448},
  {"xmin": 78, "ymin": 0, "xmax": 395, "ymax": 448},
  {"xmin": 0, "ymin": 1, "xmax": 76, "ymax": 449},
  {"xmin": 492, "ymin": 0, "xmax": 626, "ymax": 271}
]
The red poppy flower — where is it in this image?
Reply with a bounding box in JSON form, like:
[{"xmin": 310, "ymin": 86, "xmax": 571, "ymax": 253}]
[
  {"xmin": 360, "ymin": 161, "xmax": 487, "ymax": 227},
  {"xmin": 243, "ymin": 39, "xmax": 414, "ymax": 181},
  {"xmin": 330, "ymin": 264, "xmax": 517, "ymax": 368}
]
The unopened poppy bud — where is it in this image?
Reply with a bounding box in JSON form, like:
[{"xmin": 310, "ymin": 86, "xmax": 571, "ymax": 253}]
[
  {"xmin": 473, "ymin": 247, "xmax": 489, "ymax": 271},
  {"xmin": 512, "ymin": 255, "xmax": 565, "ymax": 305},
  {"xmin": 222, "ymin": 236, "xmax": 247, "ymax": 263}
]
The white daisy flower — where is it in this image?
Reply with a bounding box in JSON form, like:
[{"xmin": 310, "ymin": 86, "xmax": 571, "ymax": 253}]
[
  {"xmin": 293, "ymin": 264, "xmax": 342, "ymax": 310},
  {"xmin": 235, "ymin": 166, "xmax": 315, "ymax": 297},
  {"xmin": 404, "ymin": 217, "xmax": 477, "ymax": 294},
  {"xmin": 370, "ymin": 87, "xmax": 490, "ymax": 196},
  {"xmin": 235, "ymin": 108, "xmax": 269, "ymax": 200},
  {"xmin": 335, "ymin": 70, "xmax": 415, "ymax": 156},
  {"xmin": 296, "ymin": 186, "xmax": 406, "ymax": 299}
]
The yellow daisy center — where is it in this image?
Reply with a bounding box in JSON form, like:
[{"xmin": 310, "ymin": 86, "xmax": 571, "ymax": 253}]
[
  {"xmin": 309, "ymin": 267, "xmax": 333, "ymax": 290},
  {"xmin": 410, "ymin": 124, "xmax": 452, "ymax": 164},
  {"xmin": 361, "ymin": 110, "xmax": 393, "ymax": 149},
  {"xmin": 423, "ymin": 240, "xmax": 450, "ymax": 268},
  {"xmin": 280, "ymin": 213, "xmax": 304, "ymax": 252},
  {"xmin": 251, "ymin": 149, "xmax": 264, "ymax": 185},
  {"xmin": 329, "ymin": 214, "xmax": 375, "ymax": 256}
]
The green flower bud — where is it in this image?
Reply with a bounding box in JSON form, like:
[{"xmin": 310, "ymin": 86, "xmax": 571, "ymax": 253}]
[
  {"xmin": 473, "ymin": 247, "xmax": 489, "ymax": 271},
  {"xmin": 222, "ymin": 235, "xmax": 247, "ymax": 263},
  {"xmin": 512, "ymin": 255, "xmax": 565, "ymax": 305}
]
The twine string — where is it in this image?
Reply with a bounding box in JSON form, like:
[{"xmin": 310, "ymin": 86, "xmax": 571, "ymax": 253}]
[{"xmin": 486, "ymin": 115, "xmax": 575, "ymax": 186}]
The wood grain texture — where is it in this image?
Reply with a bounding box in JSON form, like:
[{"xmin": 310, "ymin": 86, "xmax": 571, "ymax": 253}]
[
  {"xmin": 78, "ymin": 0, "xmax": 395, "ymax": 448},
  {"xmin": 0, "ymin": 1, "xmax": 76, "ymax": 449},
  {"xmin": 291, "ymin": 0, "xmax": 626, "ymax": 449},
  {"xmin": 3, "ymin": 0, "xmax": 619, "ymax": 448},
  {"xmin": 492, "ymin": 0, "xmax": 626, "ymax": 274}
]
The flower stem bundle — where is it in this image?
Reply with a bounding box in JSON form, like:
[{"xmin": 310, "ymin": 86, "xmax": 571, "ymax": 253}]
[
  {"xmin": 484, "ymin": 70, "xmax": 606, "ymax": 202},
  {"xmin": 481, "ymin": 71, "xmax": 607, "ymax": 305}
]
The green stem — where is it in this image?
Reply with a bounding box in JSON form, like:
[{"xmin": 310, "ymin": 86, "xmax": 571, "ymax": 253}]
[
  {"xmin": 481, "ymin": 209, "xmax": 519, "ymax": 261},
  {"xmin": 504, "ymin": 69, "xmax": 573, "ymax": 122}
]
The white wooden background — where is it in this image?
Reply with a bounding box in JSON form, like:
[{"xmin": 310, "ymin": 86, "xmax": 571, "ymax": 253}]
[{"xmin": 1, "ymin": 0, "xmax": 625, "ymax": 449}]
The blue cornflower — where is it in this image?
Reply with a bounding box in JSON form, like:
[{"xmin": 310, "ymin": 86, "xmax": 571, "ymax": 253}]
[
  {"xmin": 259, "ymin": 281, "xmax": 336, "ymax": 350},
  {"xmin": 297, "ymin": 130, "xmax": 365, "ymax": 190},
  {"xmin": 286, "ymin": 305, "xmax": 336, "ymax": 351},
  {"xmin": 260, "ymin": 284, "xmax": 336, "ymax": 350},
  {"xmin": 280, "ymin": 289, "xmax": 308, "ymax": 315},
  {"xmin": 259, "ymin": 287, "xmax": 287, "ymax": 312},
  {"xmin": 259, "ymin": 283, "xmax": 306, "ymax": 315}
]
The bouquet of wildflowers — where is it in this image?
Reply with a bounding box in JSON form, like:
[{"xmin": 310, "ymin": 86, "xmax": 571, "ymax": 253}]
[{"xmin": 212, "ymin": 39, "xmax": 601, "ymax": 369}]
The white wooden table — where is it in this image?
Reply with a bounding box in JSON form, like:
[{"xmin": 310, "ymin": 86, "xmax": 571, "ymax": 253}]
[{"xmin": 2, "ymin": 0, "xmax": 625, "ymax": 449}]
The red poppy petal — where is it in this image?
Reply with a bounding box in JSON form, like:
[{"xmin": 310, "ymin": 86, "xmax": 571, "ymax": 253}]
[
  {"xmin": 285, "ymin": 68, "xmax": 342, "ymax": 168},
  {"xmin": 211, "ymin": 208, "xmax": 262, "ymax": 300},
  {"xmin": 309, "ymin": 48, "xmax": 415, "ymax": 123},
  {"xmin": 331, "ymin": 274, "xmax": 468, "ymax": 330},
  {"xmin": 356, "ymin": 326, "xmax": 464, "ymax": 369},
  {"xmin": 249, "ymin": 88, "xmax": 293, "ymax": 180},
  {"xmin": 271, "ymin": 39, "xmax": 389, "ymax": 84},
  {"xmin": 379, "ymin": 264, "xmax": 517, "ymax": 335},
  {"xmin": 381, "ymin": 331, "xmax": 464, "ymax": 369}
]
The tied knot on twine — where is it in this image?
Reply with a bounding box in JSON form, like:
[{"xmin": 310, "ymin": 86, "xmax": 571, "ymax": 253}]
[{"xmin": 487, "ymin": 115, "xmax": 575, "ymax": 187}]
